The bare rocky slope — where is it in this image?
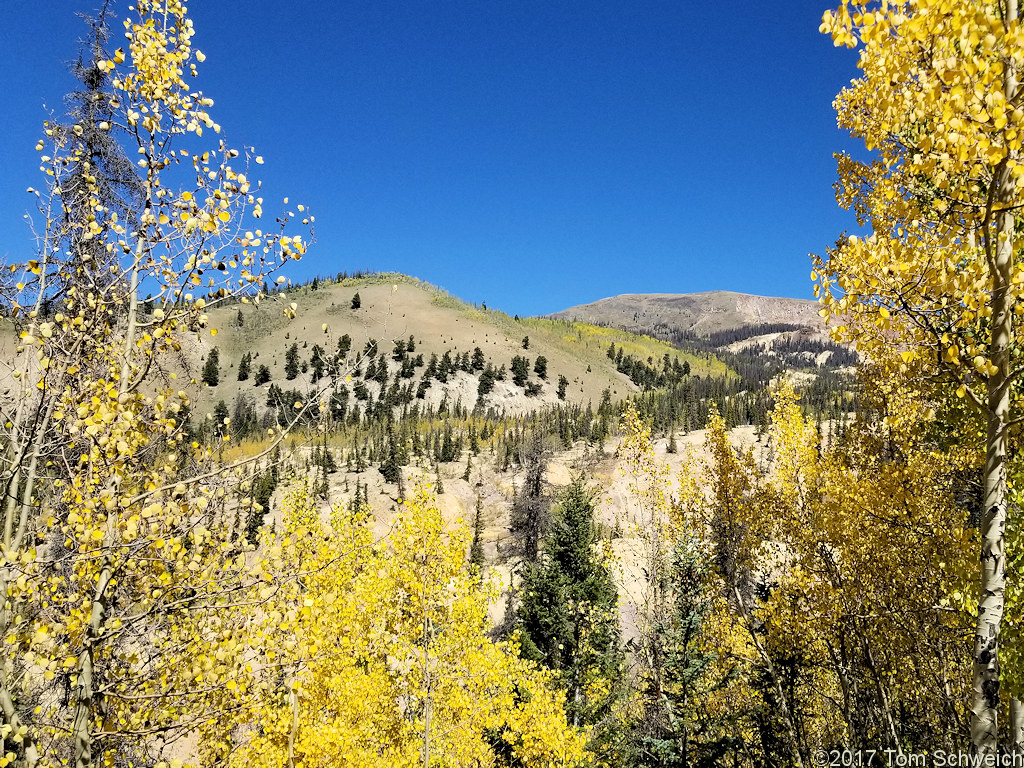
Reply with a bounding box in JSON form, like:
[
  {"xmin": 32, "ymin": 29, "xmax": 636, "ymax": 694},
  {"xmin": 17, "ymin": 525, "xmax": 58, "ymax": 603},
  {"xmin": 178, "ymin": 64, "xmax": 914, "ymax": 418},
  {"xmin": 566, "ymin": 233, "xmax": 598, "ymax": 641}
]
[{"xmin": 548, "ymin": 290, "xmax": 824, "ymax": 338}]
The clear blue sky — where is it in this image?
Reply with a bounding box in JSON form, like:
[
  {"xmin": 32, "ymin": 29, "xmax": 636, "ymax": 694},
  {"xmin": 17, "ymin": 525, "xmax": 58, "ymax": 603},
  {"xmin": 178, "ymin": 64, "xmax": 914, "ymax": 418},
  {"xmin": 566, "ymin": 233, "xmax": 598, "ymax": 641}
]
[{"xmin": 1, "ymin": 1, "xmax": 863, "ymax": 317}]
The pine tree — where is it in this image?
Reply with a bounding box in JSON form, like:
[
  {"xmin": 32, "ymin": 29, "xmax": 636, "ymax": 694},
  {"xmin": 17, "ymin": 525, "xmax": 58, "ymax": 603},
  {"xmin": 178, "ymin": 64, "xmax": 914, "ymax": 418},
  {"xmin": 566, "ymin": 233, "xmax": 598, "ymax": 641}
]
[
  {"xmin": 557, "ymin": 375, "xmax": 569, "ymax": 401},
  {"xmin": 478, "ymin": 365, "xmax": 496, "ymax": 400},
  {"xmin": 351, "ymin": 291, "xmax": 361, "ymax": 309},
  {"xmin": 212, "ymin": 400, "xmax": 229, "ymax": 431},
  {"xmin": 284, "ymin": 343, "xmax": 300, "ymax": 380},
  {"xmin": 61, "ymin": 6, "xmax": 144, "ymax": 275},
  {"xmin": 469, "ymin": 493, "xmax": 485, "ymax": 573},
  {"xmin": 511, "ymin": 356, "xmax": 530, "ymax": 388},
  {"xmin": 246, "ymin": 471, "xmax": 278, "ymax": 545},
  {"xmin": 516, "ymin": 476, "xmax": 623, "ymax": 732},
  {"xmin": 379, "ymin": 424, "xmax": 403, "ymax": 484},
  {"xmin": 510, "ymin": 432, "xmax": 550, "ymax": 563},
  {"xmin": 202, "ymin": 348, "xmax": 220, "ymax": 386},
  {"xmin": 310, "ymin": 344, "xmax": 326, "ymax": 382},
  {"xmin": 471, "ymin": 346, "xmax": 486, "ymax": 371},
  {"xmin": 237, "ymin": 351, "xmax": 251, "ymax": 382},
  {"xmin": 337, "ymin": 333, "xmax": 352, "ymax": 358},
  {"xmin": 534, "ymin": 355, "xmax": 548, "ymax": 380}
]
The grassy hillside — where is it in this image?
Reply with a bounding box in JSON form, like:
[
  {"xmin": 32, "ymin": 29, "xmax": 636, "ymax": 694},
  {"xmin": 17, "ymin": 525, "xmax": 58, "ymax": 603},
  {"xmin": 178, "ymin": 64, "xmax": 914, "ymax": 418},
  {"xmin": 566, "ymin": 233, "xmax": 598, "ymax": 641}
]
[{"xmin": 187, "ymin": 273, "xmax": 722, "ymax": 418}]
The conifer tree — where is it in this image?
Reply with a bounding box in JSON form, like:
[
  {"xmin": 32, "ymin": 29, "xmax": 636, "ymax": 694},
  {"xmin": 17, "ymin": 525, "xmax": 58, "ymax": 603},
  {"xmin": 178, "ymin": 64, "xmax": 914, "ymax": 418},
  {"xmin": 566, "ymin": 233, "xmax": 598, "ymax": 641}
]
[
  {"xmin": 511, "ymin": 432, "xmax": 550, "ymax": 562},
  {"xmin": 534, "ymin": 355, "xmax": 548, "ymax": 380},
  {"xmin": 470, "ymin": 493, "xmax": 486, "ymax": 573},
  {"xmin": 557, "ymin": 375, "xmax": 569, "ymax": 401},
  {"xmin": 511, "ymin": 355, "xmax": 531, "ymax": 388},
  {"xmin": 202, "ymin": 347, "xmax": 221, "ymax": 386},
  {"xmin": 309, "ymin": 344, "xmax": 326, "ymax": 382},
  {"xmin": 517, "ymin": 476, "xmax": 623, "ymax": 734},
  {"xmin": 337, "ymin": 333, "xmax": 352, "ymax": 358},
  {"xmin": 237, "ymin": 351, "xmax": 251, "ymax": 382},
  {"xmin": 379, "ymin": 423, "xmax": 404, "ymax": 484},
  {"xmin": 472, "ymin": 346, "xmax": 486, "ymax": 371},
  {"xmin": 284, "ymin": 343, "xmax": 300, "ymax": 380}
]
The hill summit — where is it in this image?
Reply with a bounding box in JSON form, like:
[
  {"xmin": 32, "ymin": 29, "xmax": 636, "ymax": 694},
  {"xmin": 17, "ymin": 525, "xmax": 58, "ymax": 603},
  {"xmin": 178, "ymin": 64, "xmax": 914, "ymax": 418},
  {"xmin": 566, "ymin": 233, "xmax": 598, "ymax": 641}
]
[
  {"xmin": 548, "ymin": 290, "xmax": 823, "ymax": 339},
  {"xmin": 185, "ymin": 274, "xmax": 722, "ymax": 419}
]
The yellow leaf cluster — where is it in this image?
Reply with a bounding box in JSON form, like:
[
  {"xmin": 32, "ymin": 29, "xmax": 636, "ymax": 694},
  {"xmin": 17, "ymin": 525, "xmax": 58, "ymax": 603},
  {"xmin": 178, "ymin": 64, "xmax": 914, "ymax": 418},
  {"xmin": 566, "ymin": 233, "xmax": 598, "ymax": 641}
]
[{"xmin": 213, "ymin": 482, "xmax": 586, "ymax": 767}]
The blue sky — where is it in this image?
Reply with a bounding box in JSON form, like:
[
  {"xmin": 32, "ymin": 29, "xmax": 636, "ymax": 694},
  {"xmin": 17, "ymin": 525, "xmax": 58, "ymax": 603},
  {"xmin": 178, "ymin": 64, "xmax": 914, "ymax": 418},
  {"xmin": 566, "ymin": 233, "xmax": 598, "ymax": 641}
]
[{"xmin": 1, "ymin": 1, "xmax": 863, "ymax": 317}]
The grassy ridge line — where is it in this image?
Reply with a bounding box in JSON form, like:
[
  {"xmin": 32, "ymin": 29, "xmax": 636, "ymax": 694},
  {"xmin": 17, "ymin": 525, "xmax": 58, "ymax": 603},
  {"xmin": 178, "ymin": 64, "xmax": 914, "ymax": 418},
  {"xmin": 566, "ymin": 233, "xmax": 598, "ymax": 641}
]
[
  {"xmin": 417, "ymin": 277, "xmax": 724, "ymax": 378},
  {"xmin": 212, "ymin": 271, "xmax": 727, "ymax": 379},
  {"xmin": 518, "ymin": 317, "xmax": 727, "ymax": 378},
  {"xmin": 193, "ymin": 273, "xmax": 731, "ymax": 420}
]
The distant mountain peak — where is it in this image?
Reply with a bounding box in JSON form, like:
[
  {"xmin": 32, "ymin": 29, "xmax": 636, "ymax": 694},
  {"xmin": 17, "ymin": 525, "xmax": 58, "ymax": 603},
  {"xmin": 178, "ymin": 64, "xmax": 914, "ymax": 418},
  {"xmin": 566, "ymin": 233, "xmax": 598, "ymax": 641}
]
[{"xmin": 547, "ymin": 290, "xmax": 822, "ymax": 338}]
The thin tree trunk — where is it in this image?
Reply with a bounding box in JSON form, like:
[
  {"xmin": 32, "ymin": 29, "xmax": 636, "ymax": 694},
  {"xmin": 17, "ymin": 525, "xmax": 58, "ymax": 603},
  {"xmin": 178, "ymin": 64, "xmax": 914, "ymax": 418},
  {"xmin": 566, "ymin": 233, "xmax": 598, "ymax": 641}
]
[
  {"xmin": 73, "ymin": 553, "xmax": 114, "ymax": 768},
  {"xmin": 733, "ymin": 587, "xmax": 804, "ymax": 768},
  {"xmin": 1011, "ymin": 697, "xmax": 1024, "ymax": 754},
  {"xmin": 935, "ymin": 636, "xmax": 959, "ymax": 752},
  {"xmin": 860, "ymin": 633, "xmax": 899, "ymax": 750},
  {"xmin": 971, "ymin": 211, "xmax": 1011, "ymax": 755},
  {"xmin": 288, "ymin": 682, "xmax": 299, "ymax": 768},
  {"xmin": 972, "ymin": 1, "xmax": 1017, "ymax": 750},
  {"xmin": 0, "ymin": 669, "xmax": 39, "ymax": 767},
  {"xmin": 824, "ymin": 637, "xmax": 854, "ymax": 748}
]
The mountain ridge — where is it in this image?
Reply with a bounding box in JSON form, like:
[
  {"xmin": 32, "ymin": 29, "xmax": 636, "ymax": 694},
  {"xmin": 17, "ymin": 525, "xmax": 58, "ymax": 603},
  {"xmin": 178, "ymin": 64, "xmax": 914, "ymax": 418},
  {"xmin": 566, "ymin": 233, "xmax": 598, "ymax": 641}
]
[
  {"xmin": 183, "ymin": 274, "xmax": 726, "ymax": 419},
  {"xmin": 546, "ymin": 289, "xmax": 824, "ymax": 339}
]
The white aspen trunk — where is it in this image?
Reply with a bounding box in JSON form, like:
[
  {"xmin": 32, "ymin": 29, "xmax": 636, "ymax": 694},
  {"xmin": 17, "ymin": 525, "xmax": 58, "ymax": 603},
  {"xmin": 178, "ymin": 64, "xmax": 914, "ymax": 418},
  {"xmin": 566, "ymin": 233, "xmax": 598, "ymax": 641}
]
[
  {"xmin": 972, "ymin": 0, "xmax": 1017, "ymax": 749},
  {"xmin": 974, "ymin": 382, "xmax": 1007, "ymax": 753},
  {"xmin": 0, "ymin": 674, "xmax": 39, "ymax": 767},
  {"xmin": 0, "ymin": 349, "xmax": 63, "ymax": 768},
  {"xmin": 287, "ymin": 682, "xmax": 298, "ymax": 768},
  {"xmin": 73, "ymin": 555, "xmax": 113, "ymax": 768},
  {"xmin": 861, "ymin": 634, "xmax": 899, "ymax": 749},
  {"xmin": 1011, "ymin": 697, "xmax": 1024, "ymax": 754}
]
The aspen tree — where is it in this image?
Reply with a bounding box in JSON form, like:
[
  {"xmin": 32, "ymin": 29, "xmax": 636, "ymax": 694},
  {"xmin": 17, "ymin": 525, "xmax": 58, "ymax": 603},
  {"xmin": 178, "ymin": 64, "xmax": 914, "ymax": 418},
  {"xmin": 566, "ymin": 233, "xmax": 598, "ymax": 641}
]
[
  {"xmin": 761, "ymin": 376, "xmax": 975, "ymax": 750},
  {"xmin": 619, "ymin": 406, "xmax": 761, "ymax": 766},
  {"xmin": 225, "ymin": 482, "xmax": 587, "ymax": 768},
  {"xmin": 819, "ymin": 0, "xmax": 1024, "ymax": 751},
  {"xmin": 1, "ymin": 1, "xmax": 311, "ymax": 764}
]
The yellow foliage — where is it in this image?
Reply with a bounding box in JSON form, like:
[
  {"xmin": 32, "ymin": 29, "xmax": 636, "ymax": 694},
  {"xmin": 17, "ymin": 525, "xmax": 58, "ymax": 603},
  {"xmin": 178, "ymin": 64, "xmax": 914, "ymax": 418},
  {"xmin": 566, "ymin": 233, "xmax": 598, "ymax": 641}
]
[
  {"xmin": 760, "ymin": 377, "xmax": 975, "ymax": 748},
  {"xmin": 0, "ymin": 0, "xmax": 312, "ymax": 764},
  {"xmin": 218, "ymin": 482, "xmax": 586, "ymax": 767},
  {"xmin": 620, "ymin": 378, "xmax": 977, "ymax": 754}
]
